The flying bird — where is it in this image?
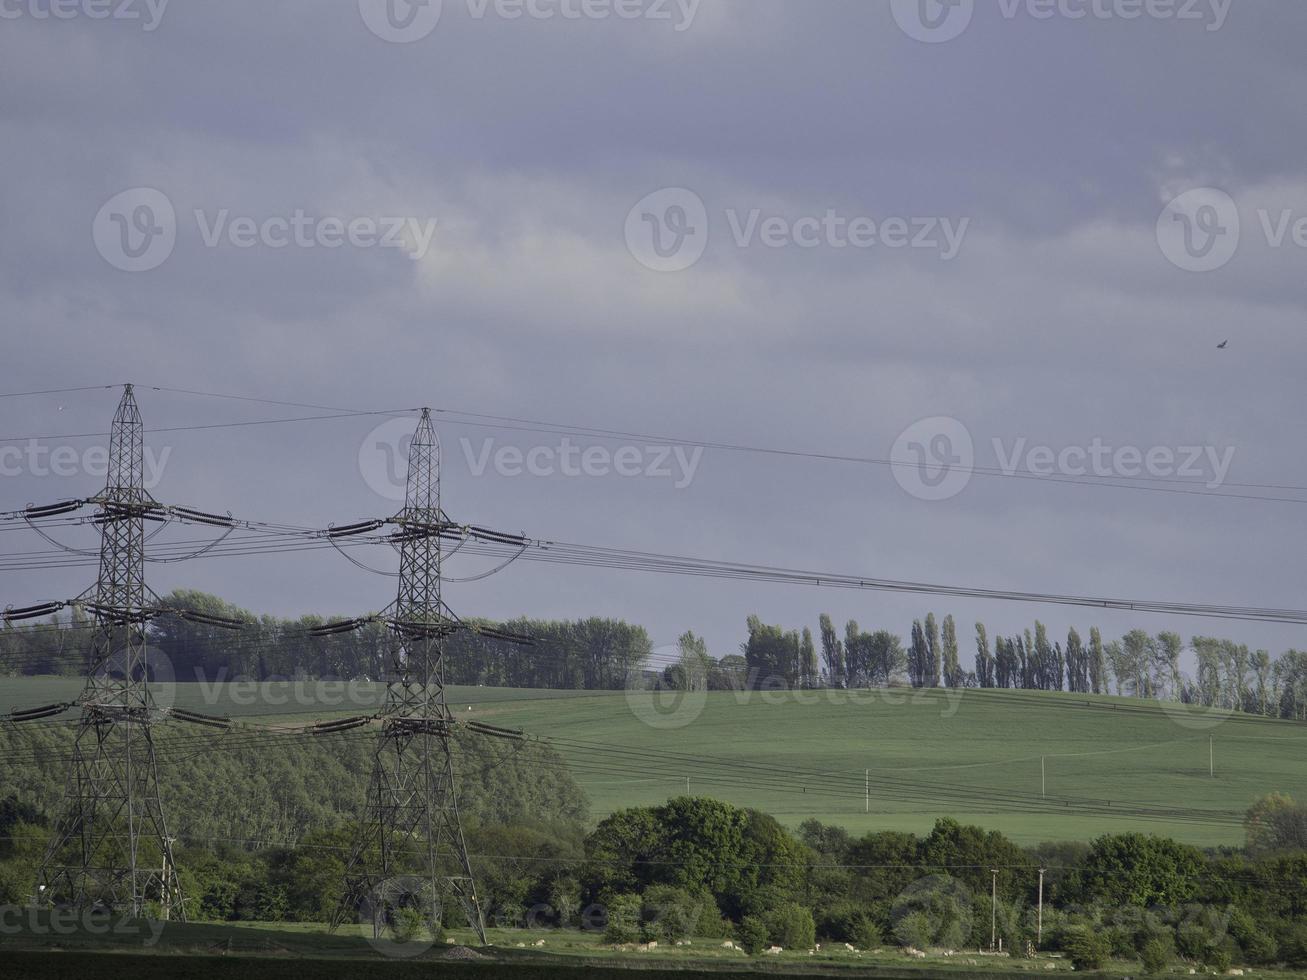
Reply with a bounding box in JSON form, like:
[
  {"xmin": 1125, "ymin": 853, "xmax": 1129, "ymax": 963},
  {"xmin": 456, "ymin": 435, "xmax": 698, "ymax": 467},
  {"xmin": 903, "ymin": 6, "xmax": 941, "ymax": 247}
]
[{"xmin": 1217, "ymin": 340, "xmax": 1228, "ymax": 349}]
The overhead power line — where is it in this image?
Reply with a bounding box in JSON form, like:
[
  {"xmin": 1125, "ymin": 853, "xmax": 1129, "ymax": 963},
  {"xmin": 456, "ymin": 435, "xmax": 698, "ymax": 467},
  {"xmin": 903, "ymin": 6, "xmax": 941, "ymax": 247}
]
[{"xmin": 7, "ymin": 381, "xmax": 1300, "ymax": 502}]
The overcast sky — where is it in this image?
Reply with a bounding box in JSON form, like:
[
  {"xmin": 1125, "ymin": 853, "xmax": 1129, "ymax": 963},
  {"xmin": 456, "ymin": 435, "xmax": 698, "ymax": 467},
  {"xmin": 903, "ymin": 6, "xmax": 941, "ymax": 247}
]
[{"xmin": 2, "ymin": 0, "xmax": 1305, "ymax": 672}]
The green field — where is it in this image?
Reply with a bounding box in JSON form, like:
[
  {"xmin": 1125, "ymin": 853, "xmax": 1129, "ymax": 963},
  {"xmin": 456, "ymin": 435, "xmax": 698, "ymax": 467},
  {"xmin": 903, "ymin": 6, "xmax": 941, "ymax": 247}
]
[
  {"xmin": 3, "ymin": 678, "xmax": 1304, "ymax": 846},
  {"xmin": 0, "ymin": 916, "xmax": 1256, "ymax": 980}
]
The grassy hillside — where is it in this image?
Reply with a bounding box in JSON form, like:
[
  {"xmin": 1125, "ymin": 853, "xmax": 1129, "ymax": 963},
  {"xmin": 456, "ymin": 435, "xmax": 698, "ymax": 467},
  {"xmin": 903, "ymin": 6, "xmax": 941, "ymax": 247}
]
[{"xmin": 3, "ymin": 679, "xmax": 1304, "ymax": 846}]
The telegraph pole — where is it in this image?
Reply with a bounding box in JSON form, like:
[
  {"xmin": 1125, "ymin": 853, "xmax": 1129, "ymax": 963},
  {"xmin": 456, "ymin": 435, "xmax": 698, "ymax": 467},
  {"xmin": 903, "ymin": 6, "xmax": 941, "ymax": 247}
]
[
  {"xmin": 35, "ymin": 385, "xmax": 184, "ymax": 920},
  {"xmin": 990, "ymin": 868, "xmax": 999, "ymax": 949},
  {"xmin": 1036, "ymin": 868, "xmax": 1045, "ymax": 947},
  {"xmin": 865, "ymin": 769, "xmax": 870, "ymax": 814}
]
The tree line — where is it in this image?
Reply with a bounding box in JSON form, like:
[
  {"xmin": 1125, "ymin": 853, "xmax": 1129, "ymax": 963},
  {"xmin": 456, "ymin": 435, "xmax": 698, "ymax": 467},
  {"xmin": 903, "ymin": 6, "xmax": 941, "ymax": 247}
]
[
  {"xmin": 717, "ymin": 613, "xmax": 1307, "ymax": 722},
  {"xmin": 4, "ymin": 791, "xmax": 1306, "ymax": 971},
  {"xmin": 4, "ymin": 589, "xmax": 1307, "ymax": 722}
]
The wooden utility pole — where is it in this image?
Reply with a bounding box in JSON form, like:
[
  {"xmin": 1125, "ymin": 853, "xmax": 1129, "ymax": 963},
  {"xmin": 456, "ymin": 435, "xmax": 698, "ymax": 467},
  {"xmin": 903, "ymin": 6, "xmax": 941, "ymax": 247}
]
[
  {"xmin": 1037, "ymin": 868, "xmax": 1046, "ymax": 946},
  {"xmin": 990, "ymin": 868, "xmax": 999, "ymax": 949}
]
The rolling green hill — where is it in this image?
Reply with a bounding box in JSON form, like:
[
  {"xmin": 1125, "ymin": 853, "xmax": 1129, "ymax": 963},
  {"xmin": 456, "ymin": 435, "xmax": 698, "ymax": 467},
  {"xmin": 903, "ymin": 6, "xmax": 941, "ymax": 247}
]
[{"xmin": 3, "ymin": 678, "xmax": 1303, "ymax": 846}]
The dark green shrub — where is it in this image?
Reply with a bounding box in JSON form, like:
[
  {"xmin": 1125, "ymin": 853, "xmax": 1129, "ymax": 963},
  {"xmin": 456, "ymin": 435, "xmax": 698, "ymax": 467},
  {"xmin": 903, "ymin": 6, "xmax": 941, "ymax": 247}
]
[
  {"xmin": 389, "ymin": 907, "xmax": 428, "ymax": 944},
  {"xmin": 640, "ymin": 885, "xmax": 698, "ymax": 942},
  {"xmin": 1175, "ymin": 920, "xmax": 1217, "ymax": 961},
  {"xmin": 1140, "ymin": 937, "xmax": 1172, "ymax": 974},
  {"xmin": 739, "ymin": 915, "xmax": 770, "ymax": 955},
  {"xmin": 889, "ymin": 875, "xmax": 973, "ymax": 949},
  {"xmin": 850, "ymin": 915, "xmax": 882, "ymax": 951},
  {"xmin": 1205, "ymin": 944, "xmax": 1233, "ymax": 972},
  {"xmin": 1104, "ymin": 925, "xmax": 1135, "ymax": 958},
  {"xmin": 763, "ymin": 902, "xmax": 816, "ymax": 949},
  {"xmin": 0, "ymin": 862, "xmax": 24, "ymax": 907},
  {"xmin": 1241, "ymin": 929, "xmax": 1278, "ymax": 965},
  {"xmin": 1063, "ymin": 926, "xmax": 1110, "ymax": 970},
  {"xmin": 894, "ymin": 911, "xmax": 935, "ymax": 950},
  {"xmin": 602, "ymin": 893, "xmax": 641, "ymax": 944},
  {"xmin": 816, "ymin": 900, "xmax": 864, "ymax": 942},
  {"xmin": 1281, "ymin": 923, "xmax": 1307, "ymax": 967},
  {"xmin": 694, "ymin": 907, "xmax": 734, "ymax": 939}
]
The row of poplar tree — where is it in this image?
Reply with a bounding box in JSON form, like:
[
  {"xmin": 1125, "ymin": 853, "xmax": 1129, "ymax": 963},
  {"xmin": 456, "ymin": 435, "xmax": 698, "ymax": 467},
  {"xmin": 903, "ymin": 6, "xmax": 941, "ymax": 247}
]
[{"xmin": 721, "ymin": 614, "xmax": 1307, "ymax": 721}]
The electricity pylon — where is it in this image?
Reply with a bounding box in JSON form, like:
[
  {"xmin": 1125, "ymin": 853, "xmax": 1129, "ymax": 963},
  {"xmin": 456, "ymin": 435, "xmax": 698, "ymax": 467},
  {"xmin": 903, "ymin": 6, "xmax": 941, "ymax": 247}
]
[
  {"xmin": 332, "ymin": 409, "xmax": 491, "ymax": 943},
  {"xmin": 36, "ymin": 384, "xmax": 184, "ymax": 920}
]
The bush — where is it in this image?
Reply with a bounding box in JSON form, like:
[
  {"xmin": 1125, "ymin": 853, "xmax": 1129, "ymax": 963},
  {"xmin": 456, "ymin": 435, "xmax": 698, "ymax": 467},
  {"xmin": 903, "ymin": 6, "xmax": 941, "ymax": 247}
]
[
  {"xmin": 763, "ymin": 902, "xmax": 816, "ymax": 950},
  {"xmin": 739, "ymin": 915, "xmax": 770, "ymax": 955},
  {"xmin": 894, "ymin": 911, "xmax": 936, "ymax": 950},
  {"xmin": 889, "ymin": 875, "xmax": 973, "ymax": 949},
  {"xmin": 694, "ymin": 907, "xmax": 734, "ymax": 939},
  {"xmin": 640, "ymin": 885, "xmax": 698, "ymax": 942},
  {"xmin": 390, "ymin": 907, "xmax": 429, "ymax": 944},
  {"xmin": 1140, "ymin": 938, "xmax": 1172, "ymax": 974},
  {"xmin": 602, "ymin": 893, "xmax": 641, "ymax": 944},
  {"xmin": 1281, "ymin": 923, "xmax": 1307, "ymax": 967},
  {"xmin": 815, "ymin": 900, "xmax": 863, "ymax": 942},
  {"xmin": 850, "ymin": 916, "xmax": 882, "ymax": 951},
  {"xmin": 816, "ymin": 900, "xmax": 881, "ymax": 950},
  {"xmin": 1104, "ymin": 925, "xmax": 1136, "ymax": 958},
  {"xmin": 1063, "ymin": 927, "xmax": 1110, "ymax": 971},
  {"xmin": 0, "ymin": 862, "xmax": 24, "ymax": 907},
  {"xmin": 1176, "ymin": 918, "xmax": 1221, "ymax": 964},
  {"xmin": 1205, "ymin": 944, "xmax": 1233, "ymax": 972},
  {"xmin": 1241, "ymin": 929, "xmax": 1278, "ymax": 965},
  {"xmin": 1047, "ymin": 910, "xmax": 1098, "ymax": 955}
]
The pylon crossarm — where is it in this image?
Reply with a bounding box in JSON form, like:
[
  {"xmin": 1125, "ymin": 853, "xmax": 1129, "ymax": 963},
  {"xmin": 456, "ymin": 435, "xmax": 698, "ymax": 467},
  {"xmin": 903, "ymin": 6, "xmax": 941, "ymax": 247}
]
[
  {"xmin": 1, "ymin": 600, "xmax": 68, "ymax": 624},
  {"xmin": 3, "ymin": 702, "xmax": 77, "ymax": 723},
  {"xmin": 0, "ymin": 498, "xmax": 90, "ymax": 521},
  {"xmin": 308, "ymin": 615, "xmax": 383, "ymax": 638}
]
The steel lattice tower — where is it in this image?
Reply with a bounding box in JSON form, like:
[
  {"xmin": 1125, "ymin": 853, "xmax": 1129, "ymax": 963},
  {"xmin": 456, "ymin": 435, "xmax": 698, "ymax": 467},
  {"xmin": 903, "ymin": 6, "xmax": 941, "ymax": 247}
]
[
  {"xmin": 35, "ymin": 385, "xmax": 183, "ymax": 920},
  {"xmin": 334, "ymin": 409, "xmax": 487, "ymax": 942}
]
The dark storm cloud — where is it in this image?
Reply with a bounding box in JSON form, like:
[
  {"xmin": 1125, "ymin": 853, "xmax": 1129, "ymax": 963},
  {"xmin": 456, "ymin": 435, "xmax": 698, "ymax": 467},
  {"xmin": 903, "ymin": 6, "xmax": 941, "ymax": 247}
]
[{"xmin": 1, "ymin": 0, "xmax": 1304, "ymax": 667}]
